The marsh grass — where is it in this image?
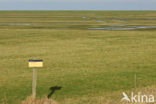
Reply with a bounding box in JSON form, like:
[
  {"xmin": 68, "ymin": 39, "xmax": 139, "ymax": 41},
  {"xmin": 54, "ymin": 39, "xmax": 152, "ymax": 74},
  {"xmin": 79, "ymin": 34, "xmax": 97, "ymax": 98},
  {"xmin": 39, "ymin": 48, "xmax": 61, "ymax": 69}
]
[
  {"xmin": 0, "ymin": 11, "xmax": 156, "ymax": 104},
  {"xmin": 0, "ymin": 29, "xmax": 156, "ymax": 104},
  {"xmin": 21, "ymin": 97, "xmax": 57, "ymax": 104},
  {"xmin": 21, "ymin": 86, "xmax": 156, "ymax": 104}
]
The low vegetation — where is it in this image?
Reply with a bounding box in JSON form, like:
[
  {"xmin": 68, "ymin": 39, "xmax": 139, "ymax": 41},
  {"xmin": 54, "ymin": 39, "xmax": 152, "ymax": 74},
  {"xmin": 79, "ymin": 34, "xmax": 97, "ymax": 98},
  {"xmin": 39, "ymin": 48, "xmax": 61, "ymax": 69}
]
[{"xmin": 0, "ymin": 11, "xmax": 156, "ymax": 104}]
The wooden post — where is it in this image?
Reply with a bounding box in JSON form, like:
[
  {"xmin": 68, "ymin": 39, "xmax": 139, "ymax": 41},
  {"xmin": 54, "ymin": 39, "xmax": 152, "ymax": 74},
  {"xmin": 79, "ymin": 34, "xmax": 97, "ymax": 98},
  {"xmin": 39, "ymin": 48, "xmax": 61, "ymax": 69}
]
[
  {"xmin": 32, "ymin": 68, "xmax": 37, "ymax": 98},
  {"xmin": 29, "ymin": 59, "xmax": 43, "ymax": 98},
  {"xmin": 134, "ymin": 73, "xmax": 136, "ymax": 89}
]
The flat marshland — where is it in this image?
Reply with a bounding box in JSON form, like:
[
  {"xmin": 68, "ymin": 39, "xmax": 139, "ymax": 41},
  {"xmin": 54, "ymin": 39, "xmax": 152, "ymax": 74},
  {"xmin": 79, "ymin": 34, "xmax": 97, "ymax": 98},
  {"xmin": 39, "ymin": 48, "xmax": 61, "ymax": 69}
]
[{"xmin": 0, "ymin": 11, "xmax": 156, "ymax": 104}]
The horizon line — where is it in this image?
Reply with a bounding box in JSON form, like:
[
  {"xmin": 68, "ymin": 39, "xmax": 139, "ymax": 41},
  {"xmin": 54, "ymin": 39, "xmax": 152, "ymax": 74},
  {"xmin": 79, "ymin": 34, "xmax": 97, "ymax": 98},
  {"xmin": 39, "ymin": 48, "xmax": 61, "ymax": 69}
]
[{"xmin": 0, "ymin": 10, "xmax": 156, "ymax": 11}]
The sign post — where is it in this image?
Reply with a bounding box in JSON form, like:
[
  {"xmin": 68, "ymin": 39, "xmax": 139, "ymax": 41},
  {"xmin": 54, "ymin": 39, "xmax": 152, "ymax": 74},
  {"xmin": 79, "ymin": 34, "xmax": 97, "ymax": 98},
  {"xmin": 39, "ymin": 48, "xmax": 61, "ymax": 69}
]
[
  {"xmin": 32, "ymin": 68, "xmax": 37, "ymax": 98},
  {"xmin": 29, "ymin": 59, "xmax": 43, "ymax": 98}
]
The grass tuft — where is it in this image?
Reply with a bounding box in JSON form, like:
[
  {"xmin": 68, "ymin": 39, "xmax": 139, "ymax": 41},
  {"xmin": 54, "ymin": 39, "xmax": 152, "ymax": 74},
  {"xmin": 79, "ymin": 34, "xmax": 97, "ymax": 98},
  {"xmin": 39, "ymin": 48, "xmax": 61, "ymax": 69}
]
[{"xmin": 22, "ymin": 96, "xmax": 57, "ymax": 104}]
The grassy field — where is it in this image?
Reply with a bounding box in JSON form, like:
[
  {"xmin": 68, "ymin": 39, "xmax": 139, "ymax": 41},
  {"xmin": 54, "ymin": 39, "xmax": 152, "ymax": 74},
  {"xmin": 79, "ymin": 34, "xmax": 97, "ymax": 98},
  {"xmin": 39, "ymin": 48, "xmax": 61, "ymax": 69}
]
[{"xmin": 0, "ymin": 11, "xmax": 156, "ymax": 104}]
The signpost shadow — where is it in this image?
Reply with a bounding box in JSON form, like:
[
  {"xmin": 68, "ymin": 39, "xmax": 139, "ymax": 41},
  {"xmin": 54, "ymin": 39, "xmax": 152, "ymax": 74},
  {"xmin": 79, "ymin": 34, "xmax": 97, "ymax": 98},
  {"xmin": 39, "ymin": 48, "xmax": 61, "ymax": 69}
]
[{"xmin": 47, "ymin": 86, "xmax": 62, "ymax": 98}]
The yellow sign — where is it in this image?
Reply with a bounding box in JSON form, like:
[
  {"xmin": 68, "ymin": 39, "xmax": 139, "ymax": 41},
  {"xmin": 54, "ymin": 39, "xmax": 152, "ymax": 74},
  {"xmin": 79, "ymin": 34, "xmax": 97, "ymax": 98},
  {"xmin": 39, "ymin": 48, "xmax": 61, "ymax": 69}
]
[{"xmin": 29, "ymin": 60, "xmax": 43, "ymax": 68}]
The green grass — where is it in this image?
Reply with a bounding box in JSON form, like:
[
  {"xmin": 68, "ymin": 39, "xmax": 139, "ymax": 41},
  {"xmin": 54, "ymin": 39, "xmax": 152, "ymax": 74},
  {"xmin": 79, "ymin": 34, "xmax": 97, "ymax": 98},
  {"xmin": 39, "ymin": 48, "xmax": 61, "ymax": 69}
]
[{"xmin": 0, "ymin": 11, "xmax": 156, "ymax": 104}]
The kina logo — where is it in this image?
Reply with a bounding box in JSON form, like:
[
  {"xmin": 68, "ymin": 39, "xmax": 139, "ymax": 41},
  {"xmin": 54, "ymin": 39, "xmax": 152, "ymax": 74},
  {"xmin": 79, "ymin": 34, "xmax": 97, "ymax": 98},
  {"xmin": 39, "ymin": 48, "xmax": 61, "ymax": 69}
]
[{"xmin": 121, "ymin": 92, "xmax": 155, "ymax": 103}]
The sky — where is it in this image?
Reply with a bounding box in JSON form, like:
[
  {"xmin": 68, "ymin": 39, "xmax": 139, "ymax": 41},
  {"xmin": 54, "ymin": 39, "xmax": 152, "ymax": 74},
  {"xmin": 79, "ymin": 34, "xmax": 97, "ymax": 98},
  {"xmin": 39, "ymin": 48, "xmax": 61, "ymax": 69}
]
[{"xmin": 0, "ymin": 0, "xmax": 156, "ymax": 10}]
